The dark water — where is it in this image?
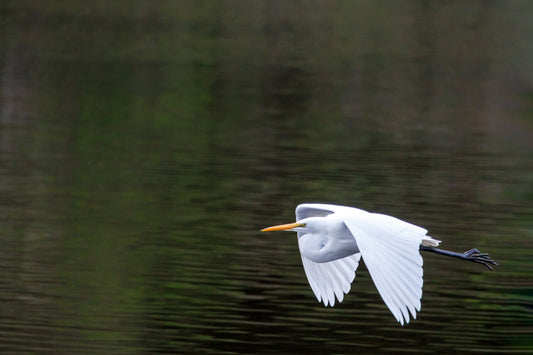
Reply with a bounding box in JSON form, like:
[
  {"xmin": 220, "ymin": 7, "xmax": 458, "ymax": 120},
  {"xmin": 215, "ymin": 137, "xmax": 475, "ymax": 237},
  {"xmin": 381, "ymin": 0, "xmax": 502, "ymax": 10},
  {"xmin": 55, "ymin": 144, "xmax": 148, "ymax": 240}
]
[{"xmin": 1, "ymin": 1, "xmax": 532, "ymax": 353}]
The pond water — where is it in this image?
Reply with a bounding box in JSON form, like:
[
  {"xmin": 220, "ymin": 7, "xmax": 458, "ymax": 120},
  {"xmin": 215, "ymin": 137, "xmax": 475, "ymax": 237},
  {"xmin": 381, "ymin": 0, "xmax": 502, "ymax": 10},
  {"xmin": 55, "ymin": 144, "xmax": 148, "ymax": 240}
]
[{"xmin": 1, "ymin": 1, "xmax": 532, "ymax": 353}]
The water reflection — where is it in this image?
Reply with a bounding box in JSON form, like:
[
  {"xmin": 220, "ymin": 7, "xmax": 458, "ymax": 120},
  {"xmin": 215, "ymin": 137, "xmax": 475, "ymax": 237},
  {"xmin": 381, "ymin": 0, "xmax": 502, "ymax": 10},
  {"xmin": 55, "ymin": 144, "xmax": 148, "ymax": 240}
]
[{"xmin": 1, "ymin": 1, "xmax": 532, "ymax": 353}]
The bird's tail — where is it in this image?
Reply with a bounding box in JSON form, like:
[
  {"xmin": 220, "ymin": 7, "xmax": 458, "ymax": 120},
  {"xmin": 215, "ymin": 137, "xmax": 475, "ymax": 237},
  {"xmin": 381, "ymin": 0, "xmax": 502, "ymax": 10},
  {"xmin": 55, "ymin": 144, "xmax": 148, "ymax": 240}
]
[{"xmin": 422, "ymin": 235, "xmax": 441, "ymax": 247}]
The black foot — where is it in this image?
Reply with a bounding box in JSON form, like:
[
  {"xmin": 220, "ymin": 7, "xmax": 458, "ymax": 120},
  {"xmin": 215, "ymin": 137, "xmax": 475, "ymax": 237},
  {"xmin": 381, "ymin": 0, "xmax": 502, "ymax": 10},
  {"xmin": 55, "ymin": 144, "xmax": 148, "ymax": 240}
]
[
  {"xmin": 420, "ymin": 246, "xmax": 498, "ymax": 271},
  {"xmin": 462, "ymin": 248, "xmax": 498, "ymax": 271}
]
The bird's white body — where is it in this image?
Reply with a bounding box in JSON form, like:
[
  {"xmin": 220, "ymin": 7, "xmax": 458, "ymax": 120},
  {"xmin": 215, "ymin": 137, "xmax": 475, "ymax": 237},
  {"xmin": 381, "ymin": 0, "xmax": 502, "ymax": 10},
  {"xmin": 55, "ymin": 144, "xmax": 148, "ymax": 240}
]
[
  {"xmin": 297, "ymin": 212, "xmax": 360, "ymax": 262},
  {"xmin": 264, "ymin": 203, "xmax": 441, "ymax": 325}
]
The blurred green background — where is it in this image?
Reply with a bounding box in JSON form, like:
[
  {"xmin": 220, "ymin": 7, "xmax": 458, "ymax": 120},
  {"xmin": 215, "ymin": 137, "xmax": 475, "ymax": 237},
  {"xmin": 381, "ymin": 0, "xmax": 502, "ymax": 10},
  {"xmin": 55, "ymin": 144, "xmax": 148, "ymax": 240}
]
[{"xmin": 1, "ymin": 1, "xmax": 532, "ymax": 353}]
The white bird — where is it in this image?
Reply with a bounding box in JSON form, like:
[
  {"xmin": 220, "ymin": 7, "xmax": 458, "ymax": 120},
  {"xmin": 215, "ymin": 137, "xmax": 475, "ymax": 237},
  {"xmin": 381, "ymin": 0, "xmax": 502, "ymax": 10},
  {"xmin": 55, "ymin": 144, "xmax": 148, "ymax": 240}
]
[{"xmin": 261, "ymin": 203, "xmax": 496, "ymax": 325}]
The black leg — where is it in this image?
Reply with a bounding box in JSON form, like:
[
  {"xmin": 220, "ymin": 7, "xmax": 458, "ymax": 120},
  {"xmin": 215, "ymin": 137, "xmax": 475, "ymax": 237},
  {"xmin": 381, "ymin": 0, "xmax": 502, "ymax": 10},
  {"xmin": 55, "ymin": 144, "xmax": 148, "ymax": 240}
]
[{"xmin": 419, "ymin": 246, "xmax": 498, "ymax": 271}]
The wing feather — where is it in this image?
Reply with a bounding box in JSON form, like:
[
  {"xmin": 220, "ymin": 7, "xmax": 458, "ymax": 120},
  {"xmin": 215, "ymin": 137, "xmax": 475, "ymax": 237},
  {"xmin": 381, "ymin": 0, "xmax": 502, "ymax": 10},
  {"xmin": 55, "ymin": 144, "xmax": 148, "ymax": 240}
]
[
  {"xmin": 334, "ymin": 257, "xmax": 356, "ymax": 293},
  {"xmin": 343, "ymin": 214, "xmax": 425, "ymax": 325},
  {"xmin": 324, "ymin": 263, "xmax": 345, "ymax": 303},
  {"xmin": 301, "ymin": 253, "xmax": 362, "ymax": 307},
  {"xmin": 302, "ymin": 259, "xmax": 322, "ymax": 302}
]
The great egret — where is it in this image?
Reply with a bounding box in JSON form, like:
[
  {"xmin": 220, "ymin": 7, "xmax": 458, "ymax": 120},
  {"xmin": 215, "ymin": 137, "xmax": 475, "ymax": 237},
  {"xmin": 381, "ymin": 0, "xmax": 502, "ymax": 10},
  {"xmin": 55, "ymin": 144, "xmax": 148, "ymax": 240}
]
[{"xmin": 261, "ymin": 203, "xmax": 496, "ymax": 325}]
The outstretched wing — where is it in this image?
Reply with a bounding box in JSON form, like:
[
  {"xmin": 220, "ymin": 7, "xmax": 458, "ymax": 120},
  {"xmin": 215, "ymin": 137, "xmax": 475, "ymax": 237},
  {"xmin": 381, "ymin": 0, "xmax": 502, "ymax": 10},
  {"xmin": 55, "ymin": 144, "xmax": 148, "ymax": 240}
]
[
  {"xmin": 343, "ymin": 214, "xmax": 425, "ymax": 325},
  {"xmin": 301, "ymin": 253, "xmax": 362, "ymax": 307}
]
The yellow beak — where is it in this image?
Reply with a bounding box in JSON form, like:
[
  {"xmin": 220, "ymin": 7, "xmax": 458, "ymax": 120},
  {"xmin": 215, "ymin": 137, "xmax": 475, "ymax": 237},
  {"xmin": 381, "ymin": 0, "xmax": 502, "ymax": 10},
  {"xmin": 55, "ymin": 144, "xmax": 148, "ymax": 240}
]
[{"xmin": 261, "ymin": 222, "xmax": 305, "ymax": 232}]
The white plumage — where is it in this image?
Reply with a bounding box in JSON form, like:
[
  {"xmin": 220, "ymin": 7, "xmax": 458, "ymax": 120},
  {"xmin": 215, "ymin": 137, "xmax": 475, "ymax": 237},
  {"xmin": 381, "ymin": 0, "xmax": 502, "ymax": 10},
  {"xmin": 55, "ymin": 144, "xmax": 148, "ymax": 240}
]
[{"xmin": 263, "ymin": 203, "xmax": 441, "ymax": 325}]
